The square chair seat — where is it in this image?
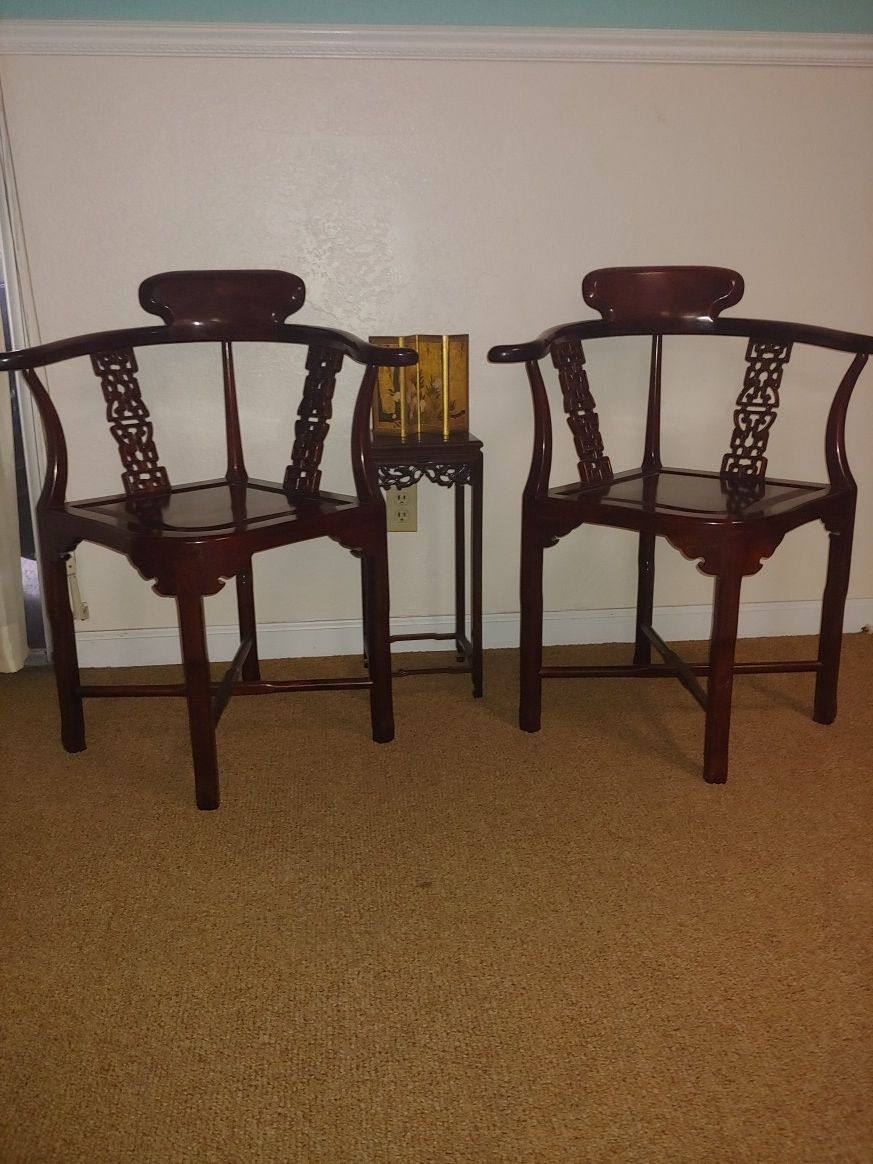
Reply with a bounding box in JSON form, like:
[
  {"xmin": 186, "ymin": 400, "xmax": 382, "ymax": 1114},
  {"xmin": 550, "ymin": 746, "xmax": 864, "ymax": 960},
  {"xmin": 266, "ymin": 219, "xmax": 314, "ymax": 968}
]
[
  {"xmin": 550, "ymin": 467, "xmax": 836, "ymax": 524},
  {"xmin": 66, "ymin": 478, "xmax": 359, "ymax": 540}
]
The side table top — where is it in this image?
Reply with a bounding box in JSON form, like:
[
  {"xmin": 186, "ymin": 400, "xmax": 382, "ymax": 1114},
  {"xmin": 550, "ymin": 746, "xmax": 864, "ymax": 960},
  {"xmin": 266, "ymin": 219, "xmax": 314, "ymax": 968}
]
[{"xmin": 370, "ymin": 431, "xmax": 483, "ymax": 465}]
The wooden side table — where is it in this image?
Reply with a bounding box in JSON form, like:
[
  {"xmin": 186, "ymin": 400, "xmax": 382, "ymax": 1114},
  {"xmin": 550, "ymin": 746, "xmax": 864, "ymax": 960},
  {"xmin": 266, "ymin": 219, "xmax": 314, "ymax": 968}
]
[{"xmin": 369, "ymin": 431, "xmax": 483, "ymax": 697}]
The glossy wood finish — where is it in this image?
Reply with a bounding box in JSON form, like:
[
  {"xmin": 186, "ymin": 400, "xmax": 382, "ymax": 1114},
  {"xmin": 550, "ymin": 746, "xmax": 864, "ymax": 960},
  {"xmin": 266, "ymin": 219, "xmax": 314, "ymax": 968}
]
[
  {"xmin": 0, "ymin": 270, "xmax": 417, "ymax": 809},
  {"xmin": 368, "ymin": 431, "xmax": 484, "ymax": 697},
  {"xmin": 489, "ymin": 266, "xmax": 873, "ymax": 784}
]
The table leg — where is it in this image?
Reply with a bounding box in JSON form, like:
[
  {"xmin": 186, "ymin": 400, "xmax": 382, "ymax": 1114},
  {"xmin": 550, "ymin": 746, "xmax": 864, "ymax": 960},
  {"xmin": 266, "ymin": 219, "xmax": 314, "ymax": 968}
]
[
  {"xmin": 471, "ymin": 455, "xmax": 483, "ymax": 697},
  {"xmin": 454, "ymin": 479, "xmax": 466, "ymax": 661}
]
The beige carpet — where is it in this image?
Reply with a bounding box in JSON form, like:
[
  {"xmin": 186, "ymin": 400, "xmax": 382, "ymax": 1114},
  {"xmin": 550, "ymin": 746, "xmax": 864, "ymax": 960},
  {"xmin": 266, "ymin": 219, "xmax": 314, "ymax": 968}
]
[{"xmin": 1, "ymin": 635, "xmax": 872, "ymax": 1163}]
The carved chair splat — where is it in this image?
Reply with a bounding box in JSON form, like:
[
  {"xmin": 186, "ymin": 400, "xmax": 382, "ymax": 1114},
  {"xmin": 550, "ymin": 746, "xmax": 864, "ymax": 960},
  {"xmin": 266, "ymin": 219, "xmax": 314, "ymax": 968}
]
[
  {"xmin": 489, "ymin": 265, "xmax": 872, "ymax": 785},
  {"xmin": 1, "ymin": 270, "xmax": 417, "ymax": 809}
]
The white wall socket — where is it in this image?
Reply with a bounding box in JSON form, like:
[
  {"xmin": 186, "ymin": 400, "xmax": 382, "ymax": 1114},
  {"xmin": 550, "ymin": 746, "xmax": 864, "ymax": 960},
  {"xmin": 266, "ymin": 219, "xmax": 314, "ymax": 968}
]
[
  {"xmin": 385, "ymin": 484, "xmax": 417, "ymax": 532},
  {"xmin": 65, "ymin": 554, "xmax": 90, "ymax": 621}
]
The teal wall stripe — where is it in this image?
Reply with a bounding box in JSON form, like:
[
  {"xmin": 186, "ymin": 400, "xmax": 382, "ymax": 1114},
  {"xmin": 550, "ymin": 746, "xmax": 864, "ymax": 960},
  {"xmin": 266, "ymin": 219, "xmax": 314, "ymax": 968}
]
[{"xmin": 1, "ymin": 1, "xmax": 872, "ymax": 34}]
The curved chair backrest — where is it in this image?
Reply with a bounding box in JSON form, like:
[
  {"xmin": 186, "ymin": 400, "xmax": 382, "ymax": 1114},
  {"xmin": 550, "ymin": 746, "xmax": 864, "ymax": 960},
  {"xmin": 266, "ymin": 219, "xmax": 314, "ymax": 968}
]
[
  {"xmin": 139, "ymin": 269, "xmax": 307, "ymax": 332},
  {"xmin": 488, "ymin": 265, "xmax": 873, "ymax": 496},
  {"xmin": 581, "ymin": 265, "xmax": 745, "ymax": 326},
  {"xmin": 570, "ymin": 267, "xmax": 868, "ymax": 488},
  {"xmin": 1, "ymin": 269, "xmax": 416, "ymax": 508}
]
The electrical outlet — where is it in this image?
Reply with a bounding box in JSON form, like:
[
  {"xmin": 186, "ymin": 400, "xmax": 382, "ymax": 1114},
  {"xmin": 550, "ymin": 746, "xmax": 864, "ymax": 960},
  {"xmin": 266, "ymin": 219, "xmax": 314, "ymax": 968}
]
[
  {"xmin": 65, "ymin": 554, "xmax": 89, "ymax": 621},
  {"xmin": 385, "ymin": 484, "xmax": 417, "ymax": 532}
]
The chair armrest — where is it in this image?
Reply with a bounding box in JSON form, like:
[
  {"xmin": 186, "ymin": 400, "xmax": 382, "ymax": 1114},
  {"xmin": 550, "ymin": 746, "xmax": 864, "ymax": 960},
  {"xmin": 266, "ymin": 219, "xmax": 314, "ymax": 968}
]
[
  {"xmin": 715, "ymin": 317, "xmax": 873, "ymax": 355},
  {"xmin": 0, "ymin": 327, "xmax": 168, "ymax": 372},
  {"xmin": 488, "ymin": 337, "xmax": 551, "ymax": 364},
  {"xmin": 0, "ymin": 323, "xmax": 420, "ymax": 373},
  {"xmin": 488, "ymin": 320, "xmax": 611, "ymax": 364},
  {"xmin": 279, "ymin": 324, "xmax": 418, "ymax": 367},
  {"xmin": 488, "ymin": 316, "xmax": 873, "ymax": 365}
]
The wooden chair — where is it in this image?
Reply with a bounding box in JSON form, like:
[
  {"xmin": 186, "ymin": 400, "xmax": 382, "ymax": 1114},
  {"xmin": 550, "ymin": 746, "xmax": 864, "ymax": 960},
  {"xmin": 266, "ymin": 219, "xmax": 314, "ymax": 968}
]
[
  {"xmin": 488, "ymin": 266, "xmax": 872, "ymax": 783},
  {"xmin": 0, "ymin": 270, "xmax": 417, "ymax": 809}
]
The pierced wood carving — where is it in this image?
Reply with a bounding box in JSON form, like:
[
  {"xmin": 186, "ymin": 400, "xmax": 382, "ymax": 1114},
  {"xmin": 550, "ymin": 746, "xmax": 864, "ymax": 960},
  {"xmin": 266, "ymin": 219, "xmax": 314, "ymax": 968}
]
[
  {"xmin": 284, "ymin": 345, "xmax": 344, "ymax": 496},
  {"xmin": 377, "ymin": 463, "xmax": 472, "ymax": 491},
  {"xmin": 720, "ymin": 339, "xmax": 792, "ymax": 512},
  {"xmin": 91, "ymin": 349, "xmax": 170, "ymax": 494},
  {"xmin": 551, "ymin": 340, "xmax": 613, "ymax": 485},
  {"xmin": 721, "ymin": 339, "xmax": 792, "ymax": 480}
]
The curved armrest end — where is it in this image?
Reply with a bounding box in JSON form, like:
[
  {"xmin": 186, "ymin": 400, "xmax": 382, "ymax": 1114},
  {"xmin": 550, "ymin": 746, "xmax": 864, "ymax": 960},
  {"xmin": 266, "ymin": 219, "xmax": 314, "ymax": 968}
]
[
  {"xmin": 366, "ymin": 343, "xmax": 419, "ymax": 368},
  {"xmin": 487, "ymin": 340, "xmax": 548, "ymax": 364}
]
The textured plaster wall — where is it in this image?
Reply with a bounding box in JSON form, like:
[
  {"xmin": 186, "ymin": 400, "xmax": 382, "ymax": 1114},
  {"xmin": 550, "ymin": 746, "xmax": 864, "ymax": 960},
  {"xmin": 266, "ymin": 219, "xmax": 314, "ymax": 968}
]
[{"xmin": 1, "ymin": 52, "xmax": 872, "ymax": 634}]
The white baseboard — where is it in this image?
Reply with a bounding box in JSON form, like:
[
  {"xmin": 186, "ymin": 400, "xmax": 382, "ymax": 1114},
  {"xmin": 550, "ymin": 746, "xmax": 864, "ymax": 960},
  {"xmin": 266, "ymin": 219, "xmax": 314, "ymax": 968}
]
[{"xmin": 72, "ymin": 598, "xmax": 873, "ymax": 669}]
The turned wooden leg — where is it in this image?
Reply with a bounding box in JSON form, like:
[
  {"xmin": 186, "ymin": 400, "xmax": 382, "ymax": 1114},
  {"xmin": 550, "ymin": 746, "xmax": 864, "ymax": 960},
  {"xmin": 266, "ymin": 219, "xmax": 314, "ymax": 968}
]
[
  {"xmin": 176, "ymin": 591, "xmax": 219, "ymax": 810},
  {"xmin": 814, "ymin": 517, "xmax": 855, "ymax": 725},
  {"xmin": 703, "ymin": 568, "xmax": 743, "ymax": 784},
  {"xmin": 519, "ymin": 514, "xmax": 545, "ymax": 733},
  {"xmin": 235, "ymin": 561, "xmax": 261, "ymax": 682},
  {"xmin": 362, "ymin": 539, "xmax": 394, "ymax": 744},
  {"xmin": 633, "ymin": 531, "xmax": 656, "ymax": 666},
  {"xmin": 43, "ymin": 552, "xmax": 85, "ymax": 753}
]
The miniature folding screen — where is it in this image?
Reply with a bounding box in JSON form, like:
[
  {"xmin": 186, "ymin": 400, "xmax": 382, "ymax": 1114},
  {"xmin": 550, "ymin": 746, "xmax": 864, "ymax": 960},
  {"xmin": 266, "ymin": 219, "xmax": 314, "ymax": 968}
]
[{"xmin": 370, "ymin": 335, "xmax": 468, "ymax": 437}]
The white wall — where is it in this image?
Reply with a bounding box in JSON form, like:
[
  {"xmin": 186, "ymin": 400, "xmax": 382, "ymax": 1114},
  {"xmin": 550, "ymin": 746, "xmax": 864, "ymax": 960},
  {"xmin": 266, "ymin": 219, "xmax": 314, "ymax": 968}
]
[{"xmin": 2, "ymin": 37, "xmax": 872, "ymax": 656}]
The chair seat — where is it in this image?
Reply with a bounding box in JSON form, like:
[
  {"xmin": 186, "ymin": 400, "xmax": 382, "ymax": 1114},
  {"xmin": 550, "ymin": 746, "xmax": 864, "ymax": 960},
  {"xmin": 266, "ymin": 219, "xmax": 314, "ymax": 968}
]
[
  {"xmin": 67, "ymin": 478, "xmax": 359, "ymax": 539},
  {"xmin": 550, "ymin": 467, "xmax": 835, "ymax": 523}
]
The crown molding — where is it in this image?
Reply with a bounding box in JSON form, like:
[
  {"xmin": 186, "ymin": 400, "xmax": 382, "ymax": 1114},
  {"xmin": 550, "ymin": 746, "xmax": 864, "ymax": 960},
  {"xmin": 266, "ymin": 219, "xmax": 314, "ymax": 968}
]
[{"xmin": 1, "ymin": 21, "xmax": 872, "ymax": 67}]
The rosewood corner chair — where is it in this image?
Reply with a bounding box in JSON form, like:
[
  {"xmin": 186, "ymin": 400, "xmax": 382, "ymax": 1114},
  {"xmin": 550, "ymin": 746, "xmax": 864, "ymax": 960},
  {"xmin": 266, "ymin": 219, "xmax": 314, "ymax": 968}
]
[
  {"xmin": 1, "ymin": 270, "xmax": 416, "ymax": 809},
  {"xmin": 488, "ymin": 266, "xmax": 873, "ymax": 784}
]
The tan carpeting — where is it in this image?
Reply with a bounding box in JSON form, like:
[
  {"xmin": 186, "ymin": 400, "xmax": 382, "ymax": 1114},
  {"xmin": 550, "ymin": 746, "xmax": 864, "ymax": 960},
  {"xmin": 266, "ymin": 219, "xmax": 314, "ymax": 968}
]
[{"xmin": 1, "ymin": 635, "xmax": 872, "ymax": 1163}]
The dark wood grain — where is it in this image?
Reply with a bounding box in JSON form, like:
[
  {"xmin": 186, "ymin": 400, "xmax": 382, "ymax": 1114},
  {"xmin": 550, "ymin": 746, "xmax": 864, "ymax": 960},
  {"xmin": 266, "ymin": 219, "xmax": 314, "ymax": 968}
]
[
  {"xmin": 1, "ymin": 270, "xmax": 417, "ymax": 809},
  {"xmin": 489, "ymin": 265, "xmax": 872, "ymax": 785},
  {"xmin": 369, "ymin": 432, "xmax": 484, "ymax": 696}
]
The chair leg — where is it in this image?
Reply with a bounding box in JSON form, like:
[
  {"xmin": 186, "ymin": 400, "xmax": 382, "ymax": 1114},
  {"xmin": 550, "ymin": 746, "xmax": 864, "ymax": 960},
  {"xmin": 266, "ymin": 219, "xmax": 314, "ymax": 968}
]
[
  {"xmin": 176, "ymin": 591, "xmax": 220, "ymax": 810},
  {"xmin": 43, "ymin": 552, "xmax": 85, "ymax": 753},
  {"xmin": 235, "ymin": 561, "xmax": 261, "ymax": 681},
  {"xmin": 633, "ymin": 531, "xmax": 656, "ymax": 666},
  {"xmin": 362, "ymin": 541, "xmax": 394, "ymax": 744},
  {"xmin": 814, "ymin": 517, "xmax": 855, "ymax": 725},
  {"xmin": 519, "ymin": 516, "xmax": 545, "ymax": 733},
  {"xmin": 703, "ymin": 568, "xmax": 743, "ymax": 784}
]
